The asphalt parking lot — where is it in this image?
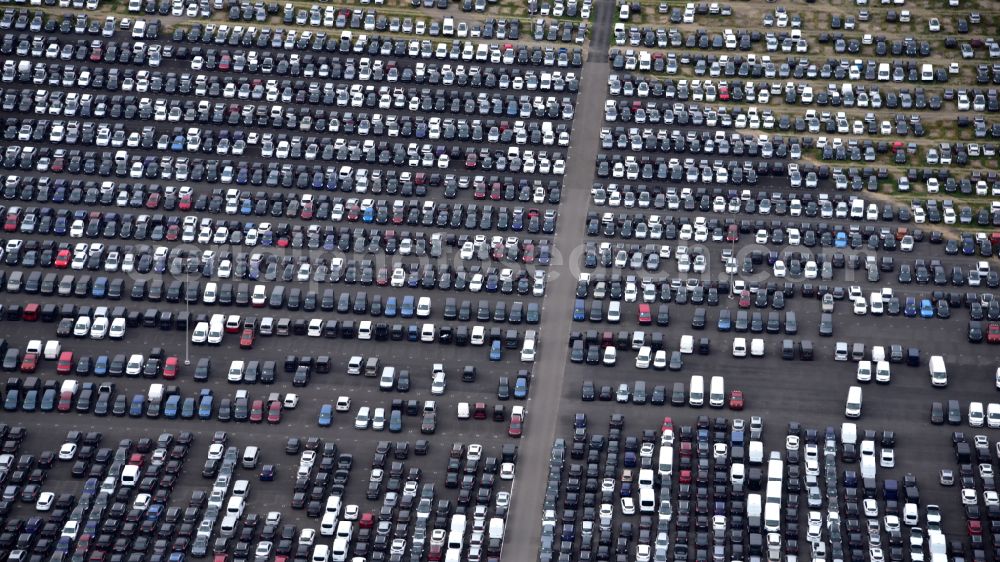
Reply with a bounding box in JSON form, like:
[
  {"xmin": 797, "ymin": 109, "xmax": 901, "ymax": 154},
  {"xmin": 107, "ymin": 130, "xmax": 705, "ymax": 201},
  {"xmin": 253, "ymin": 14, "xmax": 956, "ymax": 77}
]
[{"xmin": 4, "ymin": 0, "xmax": 1000, "ymax": 561}]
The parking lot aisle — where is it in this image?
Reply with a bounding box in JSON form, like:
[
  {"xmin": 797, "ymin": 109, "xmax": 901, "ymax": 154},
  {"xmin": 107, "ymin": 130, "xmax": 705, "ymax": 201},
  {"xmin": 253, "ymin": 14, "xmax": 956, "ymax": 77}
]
[
  {"xmin": 504, "ymin": 58, "xmax": 613, "ymax": 561},
  {"xmin": 587, "ymin": 0, "xmax": 615, "ymax": 62}
]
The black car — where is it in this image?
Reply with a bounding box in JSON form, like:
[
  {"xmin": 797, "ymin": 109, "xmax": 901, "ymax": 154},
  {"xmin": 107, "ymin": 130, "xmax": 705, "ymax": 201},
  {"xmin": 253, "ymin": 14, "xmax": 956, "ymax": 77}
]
[
  {"xmin": 498, "ymin": 377, "xmax": 511, "ymax": 400},
  {"xmin": 930, "ymin": 402, "xmax": 944, "ymax": 425},
  {"xmin": 580, "ymin": 381, "xmax": 595, "ymax": 401}
]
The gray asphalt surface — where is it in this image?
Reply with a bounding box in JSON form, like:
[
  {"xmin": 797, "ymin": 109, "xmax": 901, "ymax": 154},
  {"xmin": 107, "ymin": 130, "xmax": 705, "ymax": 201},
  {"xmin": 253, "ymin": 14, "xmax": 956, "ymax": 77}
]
[{"xmin": 503, "ymin": 1, "xmax": 616, "ymax": 558}]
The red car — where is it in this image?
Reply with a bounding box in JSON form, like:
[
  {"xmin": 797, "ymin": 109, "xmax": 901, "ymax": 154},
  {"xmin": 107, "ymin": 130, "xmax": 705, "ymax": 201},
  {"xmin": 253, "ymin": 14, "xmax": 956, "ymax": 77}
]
[
  {"xmin": 661, "ymin": 417, "xmax": 673, "ymax": 433},
  {"xmin": 20, "ymin": 353, "xmax": 37, "ymax": 373},
  {"xmin": 678, "ymin": 469, "xmax": 692, "ymax": 484},
  {"xmin": 249, "ymin": 400, "xmax": 264, "ymax": 423},
  {"xmin": 508, "ymin": 414, "xmax": 523, "ymax": 438},
  {"xmin": 56, "ymin": 351, "xmax": 74, "ymax": 374},
  {"xmin": 162, "ymin": 357, "xmax": 178, "ymax": 380},
  {"xmin": 738, "ymin": 290, "xmax": 751, "ymax": 308},
  {"xmin": 729, "ymin": 390, "xmax": 745, "ymax": 410},
  {"xmin": 239, "ymin": 329, "xmax": 255, "ymax": 349},
  {"xmin": 968, "ymin": 520, "xmax": 982, "ymax": 536},
  {"xmin": 267, "ymin": 401, "xmax": 282, "ymax": 423},
  {"xmin": 359, "ymin": 513, "xmax": 374, "ymax": 528},
  {"xmin": 637, "ymin": 304, "xmax": 651, "ymax": 325},
  {"xmin": 57, "ymin": 391, "xmax": 74, "ymax": 412},
  {"xmin": 54, "ymin": 249, "xmax": 71, "ymax": 268},
  {"xmin": 988, "ymin": 322, "xmax": 1000, "ymax": 344}
]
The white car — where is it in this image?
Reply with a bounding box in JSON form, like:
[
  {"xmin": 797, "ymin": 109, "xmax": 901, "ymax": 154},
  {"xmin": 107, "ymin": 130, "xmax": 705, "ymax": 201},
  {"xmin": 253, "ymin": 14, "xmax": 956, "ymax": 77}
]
[
  {"xmin": 430, "ymin": 374, "xmax": 446, "ymax": 395},
  {"xmin": 335, "ymin": 396, "xmax": 351, "ymax": 412},
  {"xmin": 467, "ymin": 444, "xmax": 483, "ymax": 462},
  {"xmin": 495, "ymin": 491, "xmax": 511, "ymax": 510},
  {"xmin": 785, "ymin": 435, "xmax": 800, "ymax": 452},
  {"xmin": 961, "ymin": 488, "xmax": 978, "ymax": 505},
  {"xmin": 58, "ymin": 443, "xmax": 77, "ymax": 460},
  {"xmin": 621, "ymin": 497, "xmax": 636, "ymax": 515},
  {"xmin": 807, "ymin": 511, "xmax": 823, "ymax": 541},
  {"xmin": 371, "ymin": 408, "xmax": 386, "ymax": 431},
  {"xmin": 880, "ymin": 449, "xmax": 895, "ymax": 468},
  {"xmin": 108, "ymin": 318, "xmax": 127, "ymax": 339},
  {"xmin": 863, "ymin": 499, "xmax": 879, "ymax": 517},
  {"xmin": 207, "ymin": 443, "xmax": 224, "ymax": 460},
  {"xmin": 853, "ymin": 299, "xmax": 867, "ymax": 315},
  {"xmin": 283, "ymin": 394, "xmax": 299, "ymax": 409},
  {"xmin": 73, "ymin": 316, "xmax": 91, "ymax": 336},
  {"xmin": 344, "ymin": 504, "xmax": 360, "ymax": 520},
  {"xmin": 89, "ymin": 317, "xmax": 109, "ymax": 339},
  {"xmin": 500, "ymin": 462, "xmax": 515, "ymax": 480},
  {"xmin": 36, "ymin": 491, "xmax": 55, "ymax": 511}
]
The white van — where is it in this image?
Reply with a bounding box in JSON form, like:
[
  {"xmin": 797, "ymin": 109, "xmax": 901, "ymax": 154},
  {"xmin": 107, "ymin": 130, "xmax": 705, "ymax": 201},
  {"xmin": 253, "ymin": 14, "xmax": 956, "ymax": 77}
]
[
  {"xmin": 43, "ymin": 340, "xmax": 62, "ymax": 360},
  {"xmin": 747, "ymin": 494, "xmax": 762, "ymax": 529},
  {"xmin": 845, "ymin": 385, "xmax": 863, "ymax": 418},
  {"xmin": 126, "ymin": 354, "xmax": 144, "ymax": 376},
  {"xmin": 921, "ymin": 63, "xmax": 933, "ymax": 81},
  {"xmin": 995, "ymin": 367, "xmax": 1000, "ymax": 390},
  {"xmin": 416, "ymin": 296, "xmax": 432, "ymax": 317},
  {"xmin": 607, "ymin": 301, "xmax": 621, "ymax": 322},
  {"xmin": 232, "ymin": 479, "xmax": 250, "ymax": 498},
  {"xmin": 635, "ymin": 346, "xmax": 652, "ymax": 369},
  {"xmin": 320, "ymin": 512, "xmax": 338, "ymax": 536},
  {"xmin": 688, "ymin": 375, "xmax": 704, "ymax": 407},
  {"xmin": 929, "ymin": 355, "xmax": 947, "ymax": 386},
  {"xmin": 457, "ymin": 402, "xmax": 470, "ymax": 419},
  {"xmin": 420, "ymin": 323, "xmax": 435, "ymax": 342},
  {"xmin": 120, "ymin": 464, "xmax": 140, "ymax": 486},
  {"xmin": 357, "ymin": 321, "xmax": 372, "ymax": 340},
  {"xmin": 520, "ymin": 338, "xmax": 536, "ymax": 362},
  {"xmin": 732, "ymin": 337, "xmax": 747, "ymax": 357},
  {"xmin": 354, "ymin": 407, "xmax": 371, "ymax": 429},
  {"xmin": 709, "ymin": 376, "xmax": 725, "ymax": 408},
  {"xmin": 242, "ymin": 446, "xmax": 259, "ymax": 469},
  {"xmin": 488, "ymin": 517, "xmax": 505, "ymax": 540},
  {"xmin": 450, "ymin": 514, "xmax": 467, "ymax": 535},
  {"xmin": 203, "ymin": 282, "xmax": 218, "ymax": 304},
  {"xmin": 856, "ymin": 360, "xmax": 872, "ymax": 382},
  {"xmin": 639, "ymin": 487, "xmax": 656, "ymax": 512},
  {"xmin": 841, "ymin": 422, "xmax": 857, "ymax": 445},
  {"xmin": 869, "ymin": 292, "xmax": 883, "ymax": 315},
  {"xmin": 447, "ymin": 531, "xmax": 464, "ymax": 550},
  {"xmin": 657, "ymin": 447, "xmax": 673, "ymax": 477},
  {"xmin": 637, "ymin": 469, "xmax": 655, "ymax": 489},
  {"xmin": 325, "ymin": 496, "xmax": 342, "ymax": 518},
  {"xmin": 311, "ymin": 544, "xmax": 330, "ymax": 562},
  {"xmin": 330, "ymin": 538, "xmax": 349, "ymax": 562},
  {"xmin": 861, "ymin": 455, "xmax": 876, "ymax": 479},
  {"xmin": 969, "ymin": 402, "xmax": 985, "ymax": 427},
  {"xmin": 228, "ymin": 360, "xmax": 245, "ymax": 383},
  {"xmin": 471, "ymin": 325, "xmax": 485, "ymax": 345},
  {"xmin": 987, "ymin": 403, "xmax": 1000, "ymax": 429},
  {"xmin": 679, "ymin": 335, "xmax": 694, "ymax": 354},
  {"xmin": 750, "ymin": 338, "xmax": 765, "ymax": 356},
  {"xmin": 877, "ymin": 62, "xmax": 890, "ymax": 81},
  {"xmin": 379, "ymin": 367, "xmax": 396, "ymax": 391},
  {"xmin": 748, "ymin": 441, "xmax": 764, "ymax": 465},
  {"xmin": 219, "ymin": 514, "xmax": 239, "ymax": 538},
  {"xmin": 225, "ymin": 497, "xmax": 245, "ymax": 518},
  {"xmin": 335, "ymin": 520, "xmax": 353, "ymax": 541}
]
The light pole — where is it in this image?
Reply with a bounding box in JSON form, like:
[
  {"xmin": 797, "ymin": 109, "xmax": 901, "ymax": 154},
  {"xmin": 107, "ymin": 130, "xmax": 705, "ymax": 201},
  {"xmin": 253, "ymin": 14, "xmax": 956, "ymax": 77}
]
[{"xmin": 184, "ymin": 268, "xmax": 191, "ymax": 365}]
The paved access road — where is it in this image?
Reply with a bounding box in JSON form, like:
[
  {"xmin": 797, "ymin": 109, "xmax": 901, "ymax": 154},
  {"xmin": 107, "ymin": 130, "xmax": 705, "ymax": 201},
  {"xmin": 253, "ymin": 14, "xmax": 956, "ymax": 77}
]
[{"xmin": 503, "ymin": 0, "xmax": 616, "ymax": 556}]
